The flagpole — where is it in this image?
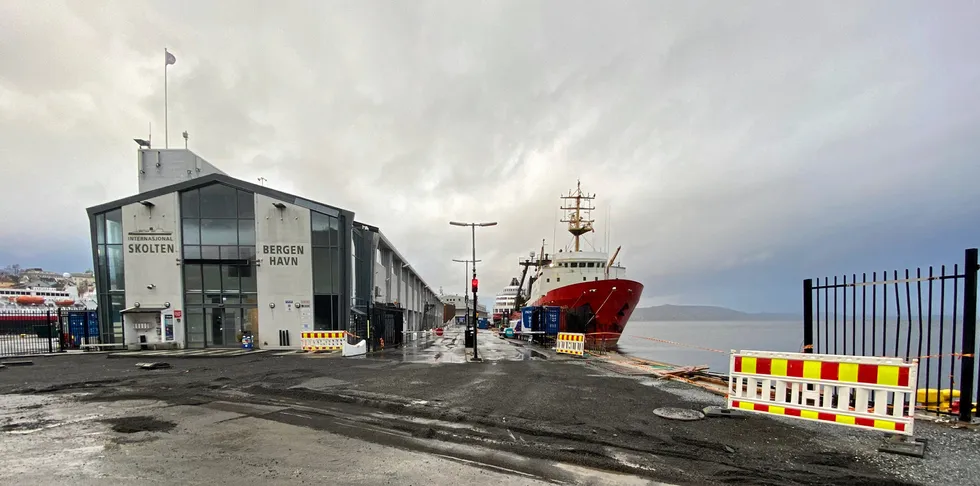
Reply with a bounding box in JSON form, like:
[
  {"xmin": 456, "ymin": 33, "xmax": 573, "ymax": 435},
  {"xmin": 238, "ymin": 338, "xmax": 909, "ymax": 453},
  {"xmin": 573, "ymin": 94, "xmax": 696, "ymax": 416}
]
[{"xmin": 164, "ymin": 48, "xmax": 169, "ymax": 148}]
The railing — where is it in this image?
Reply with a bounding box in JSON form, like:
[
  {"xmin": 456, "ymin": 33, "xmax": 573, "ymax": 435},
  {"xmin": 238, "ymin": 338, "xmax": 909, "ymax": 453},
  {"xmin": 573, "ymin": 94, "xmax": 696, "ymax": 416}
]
[
  {"xmin": 803, "ymin": 248, "xmax": 978, "ymax": 422},
  {"xmin": 584, "ymin": 332, "xmax": 619, "ymax": 355},
  {"xmin": 0, "ymin": 310, "xmax": 62, "ymax": 357}
]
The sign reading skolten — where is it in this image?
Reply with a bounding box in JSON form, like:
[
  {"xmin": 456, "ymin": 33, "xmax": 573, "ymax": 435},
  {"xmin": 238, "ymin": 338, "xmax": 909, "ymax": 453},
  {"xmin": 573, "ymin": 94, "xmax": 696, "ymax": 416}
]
[
  {"xmin": 263, "ymin": 245, "xmax": 304, "ymax": 266},
  {"xmin": 127, "ymin": 229, "xmax": 175, "ymax": 254}
]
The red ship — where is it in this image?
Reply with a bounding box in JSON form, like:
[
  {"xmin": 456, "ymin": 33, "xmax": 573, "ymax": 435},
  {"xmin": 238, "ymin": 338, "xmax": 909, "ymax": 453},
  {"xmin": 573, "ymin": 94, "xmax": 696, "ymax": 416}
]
[{"xmin": 514, "ymin": 181, "xmax": 643, "ymax": 347}]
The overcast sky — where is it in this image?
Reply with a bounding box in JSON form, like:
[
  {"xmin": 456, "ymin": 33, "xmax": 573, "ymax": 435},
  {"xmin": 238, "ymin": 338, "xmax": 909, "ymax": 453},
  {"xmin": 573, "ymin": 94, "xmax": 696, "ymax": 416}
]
[{"xmin": 2, "ymin": 0, "xmax": 978, "ymax": 312}]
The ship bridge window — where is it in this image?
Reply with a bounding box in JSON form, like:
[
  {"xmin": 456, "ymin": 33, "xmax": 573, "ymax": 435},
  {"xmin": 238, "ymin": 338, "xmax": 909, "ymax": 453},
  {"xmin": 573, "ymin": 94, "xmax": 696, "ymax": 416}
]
[
  {"xmin": 570, "ymin": 262, "xmax": 579, "ymax": 268},
  {"xmin": 587, "ymin": 262, "xmax": 596, "ymax": 268}
]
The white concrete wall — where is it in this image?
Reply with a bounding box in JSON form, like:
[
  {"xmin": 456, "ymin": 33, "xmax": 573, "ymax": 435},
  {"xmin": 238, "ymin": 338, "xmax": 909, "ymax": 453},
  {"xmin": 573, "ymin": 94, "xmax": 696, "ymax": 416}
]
[
  {"xmin": 121, "ymin": 192, "xmax": 184, "ymax": 346},
  {"xmin": 254, "ymin": 193, "xmax": 313, "ymax": 349},
  {"xmin": 137, "ymin": 149, "xmax": 227, "ymax": 194}
]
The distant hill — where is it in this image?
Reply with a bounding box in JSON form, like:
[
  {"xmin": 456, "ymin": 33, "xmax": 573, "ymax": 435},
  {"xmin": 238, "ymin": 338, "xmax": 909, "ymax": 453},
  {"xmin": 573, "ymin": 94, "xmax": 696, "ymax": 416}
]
[{"xmin": 630, "ymin": 304, "xmax": 800, "ymax": 322}]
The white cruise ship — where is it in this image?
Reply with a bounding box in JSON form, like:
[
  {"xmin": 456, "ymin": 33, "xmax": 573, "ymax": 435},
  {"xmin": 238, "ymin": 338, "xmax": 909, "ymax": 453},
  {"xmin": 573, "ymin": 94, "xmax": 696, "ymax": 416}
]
[{"xmin": 492, "ymin": 278, "xmax": 522, "ymax": 321}]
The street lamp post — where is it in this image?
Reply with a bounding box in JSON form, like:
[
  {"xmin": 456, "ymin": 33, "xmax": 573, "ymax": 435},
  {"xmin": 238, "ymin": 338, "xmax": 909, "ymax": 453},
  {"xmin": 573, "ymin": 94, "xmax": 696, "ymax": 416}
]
[
  {"xmin": 452, "ymin": 258, "xmax": 481, "ymax": 324},
  {"xmin": 449, "ymin": 221, "xmax": 497, "ymax": 360}
]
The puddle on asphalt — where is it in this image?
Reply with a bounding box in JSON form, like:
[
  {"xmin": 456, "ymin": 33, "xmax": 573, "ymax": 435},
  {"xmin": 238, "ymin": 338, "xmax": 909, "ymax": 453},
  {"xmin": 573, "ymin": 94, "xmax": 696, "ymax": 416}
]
[
  {"xmin": 100, "ymin": 416, "xmax": 177, "ymax": 434},
  {"xmin": 370, "ymin": 411, "xmax": 490, "ymax": 433}
]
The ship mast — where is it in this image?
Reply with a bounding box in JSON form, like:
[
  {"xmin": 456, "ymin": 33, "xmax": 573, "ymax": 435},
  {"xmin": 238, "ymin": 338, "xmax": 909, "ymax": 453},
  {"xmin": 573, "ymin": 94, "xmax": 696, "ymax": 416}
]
[{"xmin": 559, "ymin": 180, "xmax": 595, "ymax": 252}]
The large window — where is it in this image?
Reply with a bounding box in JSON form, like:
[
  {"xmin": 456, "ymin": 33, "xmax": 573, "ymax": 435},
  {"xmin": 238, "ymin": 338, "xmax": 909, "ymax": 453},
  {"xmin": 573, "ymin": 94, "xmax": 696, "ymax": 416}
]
[
  {"xmin": 179, "ymin": 183, "xmax": 257, "ymax": 347},
  {"xmin": 94, "ymin": 208, "xmax": 125, "ymax": 343},
  {"xmin": 352, "ymin": 226, "xmax": 373, "ymax": 313},
  {"xmin": 312, "ymin": 211, "xmax": 344, "ymax": 330},
  {"xmin": 180, "ymin": 184, "xmax": 256, "ymax": 262}
]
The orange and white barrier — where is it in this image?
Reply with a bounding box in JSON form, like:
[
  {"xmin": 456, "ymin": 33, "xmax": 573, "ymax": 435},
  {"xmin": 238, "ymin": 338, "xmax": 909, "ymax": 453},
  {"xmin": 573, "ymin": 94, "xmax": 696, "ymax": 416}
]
[
  {"xmin": 728, "ymin": 350, "xmax": 918, "ymax": 435},
  {"xmin": 556, "ymin": 332, "xmax": 585, "ymax": 357},
  {"xmin": 301, "ymin": 331, "xmax": 345, "ymax": 351}
]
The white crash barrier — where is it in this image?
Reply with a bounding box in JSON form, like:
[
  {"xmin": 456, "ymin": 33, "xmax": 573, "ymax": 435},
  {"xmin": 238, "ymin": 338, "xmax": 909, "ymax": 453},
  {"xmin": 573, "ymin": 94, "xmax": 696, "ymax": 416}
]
[{"xmin": 342, "ymin": 338, "xmax": 367, "ymax": 357}]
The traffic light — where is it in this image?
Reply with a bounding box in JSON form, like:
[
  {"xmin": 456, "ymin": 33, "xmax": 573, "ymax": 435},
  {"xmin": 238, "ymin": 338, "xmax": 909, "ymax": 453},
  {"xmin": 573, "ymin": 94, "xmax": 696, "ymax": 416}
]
[{"xmin": 471, "ymin": 278, "xmax": 478, "ymax": 293}]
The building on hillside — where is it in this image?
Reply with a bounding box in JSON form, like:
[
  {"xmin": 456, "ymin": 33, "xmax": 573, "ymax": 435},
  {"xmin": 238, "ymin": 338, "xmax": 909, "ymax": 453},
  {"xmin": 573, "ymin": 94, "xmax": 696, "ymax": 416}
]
[{"xmin": 86, "ymin": 148, "xmax": 441, "ymax": 350}]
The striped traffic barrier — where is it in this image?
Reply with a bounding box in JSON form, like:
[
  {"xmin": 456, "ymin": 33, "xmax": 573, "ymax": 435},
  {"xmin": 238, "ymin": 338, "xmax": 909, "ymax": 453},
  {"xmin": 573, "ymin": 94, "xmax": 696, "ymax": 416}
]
[
  {"xmin": 556, "ymin": 332, "xmax": 585, "ymax": 357},
  {"xmin": 301, "ymin": 331, "xmax": 345, "ymax": 351},
  {"xmin": 728, "ymin": 350, "xmax": 918, "ymax": 435}
]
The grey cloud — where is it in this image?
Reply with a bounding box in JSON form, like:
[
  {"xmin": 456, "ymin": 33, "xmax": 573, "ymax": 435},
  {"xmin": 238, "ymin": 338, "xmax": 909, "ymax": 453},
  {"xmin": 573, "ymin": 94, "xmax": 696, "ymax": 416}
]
[{"xmin": 2, "ymin": 0, "xmax": 978, "ymax": 308}]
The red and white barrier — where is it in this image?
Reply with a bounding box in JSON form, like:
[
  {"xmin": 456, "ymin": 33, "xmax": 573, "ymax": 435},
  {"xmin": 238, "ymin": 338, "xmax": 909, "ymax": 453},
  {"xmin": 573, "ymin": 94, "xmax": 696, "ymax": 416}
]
[
  {"xmin": 556, "ymin": 332, "xmax": 585, "ymax": 357},
  {"xmin": 728, "ymin": 350, "xmax": 918, "ymax": 436},
  {"xmin": 301, "ymin": 331, "xmax": 345, "ymax": 351}
]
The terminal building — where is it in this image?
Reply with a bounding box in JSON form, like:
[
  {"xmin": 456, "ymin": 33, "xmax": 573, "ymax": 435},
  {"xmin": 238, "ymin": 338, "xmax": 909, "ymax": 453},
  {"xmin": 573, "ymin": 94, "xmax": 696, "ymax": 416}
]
[
  {"xmin": 86, "ymin": 148, "xmax": 442, "ymax": 350},
  {"xmin": 440, "ymin": 294, "xmax": 488, "ymax": 323}
]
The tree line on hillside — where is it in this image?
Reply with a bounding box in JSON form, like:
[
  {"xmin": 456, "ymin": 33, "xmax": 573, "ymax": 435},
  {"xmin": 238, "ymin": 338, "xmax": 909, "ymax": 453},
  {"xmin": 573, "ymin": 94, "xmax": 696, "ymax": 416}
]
[{"xmin": 630, "ymin": 305, "xmax": 800, "ymax": 322}]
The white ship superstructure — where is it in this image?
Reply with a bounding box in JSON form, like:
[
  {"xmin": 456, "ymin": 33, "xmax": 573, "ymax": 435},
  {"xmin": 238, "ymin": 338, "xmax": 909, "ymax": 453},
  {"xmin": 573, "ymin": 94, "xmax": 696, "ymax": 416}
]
[
  {"xmin": 0, "ymin": 286, "xmax": 96, "ymax": 310},
  {"xmin": 492, "ymin": 278, "xmax": 522, "ymax": 320}
]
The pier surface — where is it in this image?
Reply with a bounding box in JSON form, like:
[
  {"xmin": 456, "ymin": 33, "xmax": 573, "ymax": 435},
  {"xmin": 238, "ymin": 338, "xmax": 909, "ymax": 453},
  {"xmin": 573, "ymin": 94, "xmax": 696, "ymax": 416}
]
[{"xmin": 1, "ymin": 327, "xmax": 975, "ymax": 485}]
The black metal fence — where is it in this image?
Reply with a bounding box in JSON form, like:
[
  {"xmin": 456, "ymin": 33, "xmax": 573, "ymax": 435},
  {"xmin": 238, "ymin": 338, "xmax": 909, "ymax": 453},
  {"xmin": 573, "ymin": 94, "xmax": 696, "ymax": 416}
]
[
  {"xmin": 0, "ymin": 310, "xmax": 61, "ymax": 357},
  {"xmin": 0, "ymin": 309, "xmax": 101, "ymax": 357},
  {"xmin": 363, "ymin": 304, "xmax": 404, "ymax": 351},
  {"xmin": 803, "ymin": 248, "xmax": 978, "ymax": 422}
]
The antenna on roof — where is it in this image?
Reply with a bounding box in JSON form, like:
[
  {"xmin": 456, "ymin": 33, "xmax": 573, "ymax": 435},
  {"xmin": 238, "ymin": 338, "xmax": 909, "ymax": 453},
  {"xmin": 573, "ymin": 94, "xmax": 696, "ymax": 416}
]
[{"xmin": 182, "ymin": 130, "xmax": 189, "ymax": 149}]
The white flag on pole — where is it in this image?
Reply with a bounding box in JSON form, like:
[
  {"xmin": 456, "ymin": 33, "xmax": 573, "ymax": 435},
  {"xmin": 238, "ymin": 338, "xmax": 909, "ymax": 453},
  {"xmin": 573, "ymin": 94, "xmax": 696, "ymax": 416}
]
[{"xmin": 165, "ymin": 50, "xmax": 176, "ymax": 66}]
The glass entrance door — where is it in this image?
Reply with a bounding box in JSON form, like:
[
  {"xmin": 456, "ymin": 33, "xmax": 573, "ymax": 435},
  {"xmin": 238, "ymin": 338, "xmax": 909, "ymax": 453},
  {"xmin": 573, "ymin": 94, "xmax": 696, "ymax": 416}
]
[
  {"xmin": 206, "ymin": 308, "xmax": 224, "ymax": 346},
  {"xmin": 186, "ymin": 308, "xmax": 206, "ymax": 348},
  {"xmin": 205, "ymin": 308, "xmax": 241, "ymax": 347},
  {"xmin": 203, "ymin": 307, "xmax": 256, "ymax": 347},
  {"xmin": 223, "ymin": 308, "xmax": 241, "ymax": 346}
]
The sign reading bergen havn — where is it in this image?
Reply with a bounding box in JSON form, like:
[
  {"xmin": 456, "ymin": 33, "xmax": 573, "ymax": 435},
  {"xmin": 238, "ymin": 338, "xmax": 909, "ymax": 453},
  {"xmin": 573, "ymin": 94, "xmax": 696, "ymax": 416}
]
[
  {"xmin": 127, "ymin": 229, "xmax": 175, "ymax": 254},
  {"xmin": 263, "ymin": 245, "xmax": 304, "ymax": 266}
]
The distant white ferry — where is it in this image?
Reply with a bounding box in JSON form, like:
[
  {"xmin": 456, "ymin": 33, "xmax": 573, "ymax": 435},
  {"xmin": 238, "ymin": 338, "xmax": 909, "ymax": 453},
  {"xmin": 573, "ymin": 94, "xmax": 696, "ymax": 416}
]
[
  {"xmin": 0, "ymin": 285, "xmax": 96, "ymax": 310},
  {"xmin": 492, "ymin": 278, "xmax": 521, "ymax": 321}
]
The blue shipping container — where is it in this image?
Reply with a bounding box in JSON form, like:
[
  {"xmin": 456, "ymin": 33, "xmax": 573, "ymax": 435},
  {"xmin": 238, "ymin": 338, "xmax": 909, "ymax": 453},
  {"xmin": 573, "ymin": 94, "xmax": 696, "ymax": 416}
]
[
  {"xmin": 520, "ymin": 307, "xmax": 535, "ymax": 333},
  {"xmin": 68, "ymin": 311, "xmax": 100, "ymax": 346},
  {"xmin": 543, "ymin": 306, "xmax": 560, "ymax": 335}
]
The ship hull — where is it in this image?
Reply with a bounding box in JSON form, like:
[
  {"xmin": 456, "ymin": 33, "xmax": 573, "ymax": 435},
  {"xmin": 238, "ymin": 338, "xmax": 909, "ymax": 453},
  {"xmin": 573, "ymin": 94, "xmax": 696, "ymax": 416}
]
[{"xmin": 530, "ymin": 278, "xmax": 643, "ymax": 347}]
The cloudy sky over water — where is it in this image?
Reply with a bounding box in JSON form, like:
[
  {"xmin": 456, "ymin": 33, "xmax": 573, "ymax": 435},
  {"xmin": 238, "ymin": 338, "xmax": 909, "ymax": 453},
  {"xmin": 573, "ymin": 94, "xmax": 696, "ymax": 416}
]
[{"xmin": 1, "ymin": 0, "xmax": 978, "ymax": 312}]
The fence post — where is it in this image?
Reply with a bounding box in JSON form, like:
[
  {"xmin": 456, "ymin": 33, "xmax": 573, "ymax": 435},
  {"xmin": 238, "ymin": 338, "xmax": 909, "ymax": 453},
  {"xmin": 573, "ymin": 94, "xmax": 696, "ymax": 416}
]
[
  {"xmin": 803, "ymin": 279, "xmax": 814, "ymax": 354},
  {"xmin": 47, "ymin": 310, "xmax": 53, "ymax": 353},
  {"xmin": 958, "ymin": 248, "xmax": 978, "ymax": 423}
]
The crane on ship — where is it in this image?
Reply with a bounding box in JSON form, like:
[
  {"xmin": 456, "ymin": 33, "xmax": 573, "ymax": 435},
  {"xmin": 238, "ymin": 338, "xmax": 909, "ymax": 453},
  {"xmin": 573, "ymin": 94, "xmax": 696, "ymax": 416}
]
[{"xmin": 513, "ymin": 240, "xmax": 549, "ymax": 310}]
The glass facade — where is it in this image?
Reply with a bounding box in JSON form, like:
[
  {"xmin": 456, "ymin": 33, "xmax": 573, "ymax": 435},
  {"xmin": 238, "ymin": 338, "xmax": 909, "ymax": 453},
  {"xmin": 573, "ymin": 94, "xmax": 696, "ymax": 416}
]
[
  {"xmin": 90, "ymin": 177, "xmax": 363, "ymax": 348},
  {"xmin": 94, "ymin": 209, "xmax": 125, "ymax": 343},
  {"xmin": 312, "ymin": 211, "xmax": 345, "ymax": 330},
  {"xmin": 180, "ymin": 183, "xmax": 258, "ymax": 347},
  {"xmin": 352, "ymin": 226, "xmax": 373, "ymax": 313}
]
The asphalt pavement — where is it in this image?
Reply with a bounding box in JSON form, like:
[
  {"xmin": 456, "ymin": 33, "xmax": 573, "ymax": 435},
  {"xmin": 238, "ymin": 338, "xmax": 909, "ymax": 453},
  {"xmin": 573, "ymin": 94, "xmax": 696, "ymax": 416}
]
[{"xmin": 1, "ymin": 329, "xmax": 976, "ymax": 485}]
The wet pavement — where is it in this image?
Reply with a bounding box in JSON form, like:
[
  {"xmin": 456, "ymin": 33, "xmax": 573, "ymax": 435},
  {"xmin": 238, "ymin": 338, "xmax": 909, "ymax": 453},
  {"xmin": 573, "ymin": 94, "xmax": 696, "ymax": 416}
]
[
  {"xmin": 389, "ymin": 327, "xmax": 540, "ymax": 363},
  {"xmin": 0, "ymin": 393, "xmax": 593, "ymax": 485},
  {"xmin": 1, "ymin": 342, "xmax": 974, "ymax": 484}
]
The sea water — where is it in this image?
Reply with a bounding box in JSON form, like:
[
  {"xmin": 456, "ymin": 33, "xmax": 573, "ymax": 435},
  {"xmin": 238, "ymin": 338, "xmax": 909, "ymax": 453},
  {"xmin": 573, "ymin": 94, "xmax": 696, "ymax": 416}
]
[{"xmin": 618, "ymin": 320, "xmax": 801, "ymax": 372}]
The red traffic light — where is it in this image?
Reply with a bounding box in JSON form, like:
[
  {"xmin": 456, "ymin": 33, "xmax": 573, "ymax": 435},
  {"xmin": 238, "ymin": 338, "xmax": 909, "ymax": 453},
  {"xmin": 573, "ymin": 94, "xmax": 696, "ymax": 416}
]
[{"xmin": 471, "ymin": 278, "xmax": 478, "ymax": 292}]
